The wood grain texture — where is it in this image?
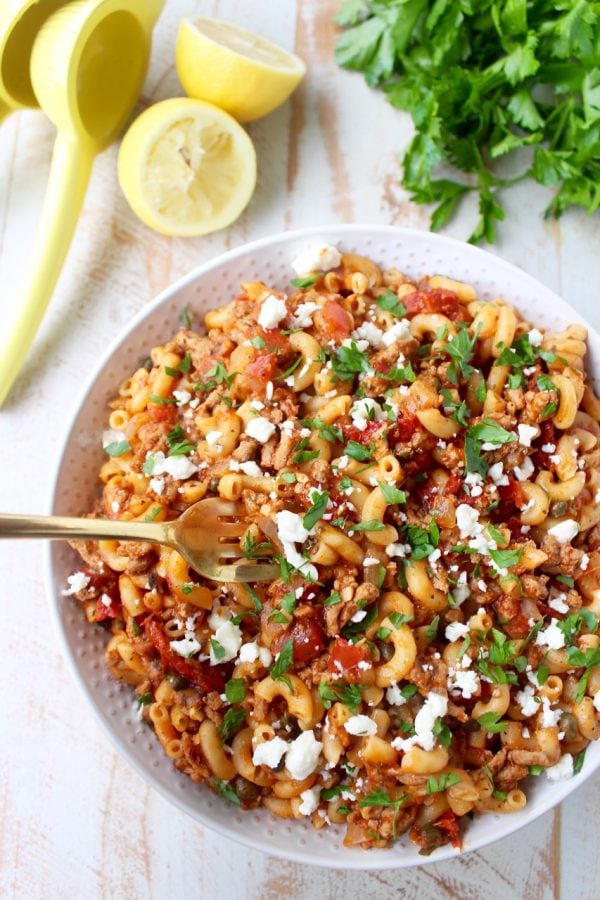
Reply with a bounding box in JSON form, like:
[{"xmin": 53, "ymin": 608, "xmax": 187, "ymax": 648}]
[{"xmin": 0, "ymin": 1, "xmax": 598, "ymax": 898}]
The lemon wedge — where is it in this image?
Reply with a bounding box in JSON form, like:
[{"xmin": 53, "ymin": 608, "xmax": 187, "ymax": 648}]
[
  {"xmin": 176, "ymin": 17, "xmax": 306, "ymax": 122},
  {"xmin": 117, "ymin": 98, "xmax": 256, "ymax": 237}
]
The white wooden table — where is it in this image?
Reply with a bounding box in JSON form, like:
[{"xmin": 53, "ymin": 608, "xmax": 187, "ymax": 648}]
[{"xmin": 1, "ymin": 2, "xmax": 598, "ymax": 897}]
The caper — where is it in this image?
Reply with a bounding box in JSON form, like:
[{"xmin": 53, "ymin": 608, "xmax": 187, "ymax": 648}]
[
  {"xmin": 550, "ymin": 501, "xmax": 568, "ymax": 518},
  {"xmin": 559, "ymin": 711, "xmax": 578, "ymax": 742},
  {"xmin": 233, "ymin": 776, "xmax": 260, "ymax": 803},
  {"xmin": 379, "ymin": 641, "xmax": 395, "ymax": 662}
]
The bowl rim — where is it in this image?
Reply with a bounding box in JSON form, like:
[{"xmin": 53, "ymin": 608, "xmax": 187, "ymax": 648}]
[{"xmin": 43, "ymin": 223, "xmax": 600, "ymax": 869}]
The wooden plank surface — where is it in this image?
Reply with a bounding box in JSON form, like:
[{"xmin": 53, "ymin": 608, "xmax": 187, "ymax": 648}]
[{"xmin": 0, "ymin": 2, "xmax": 598, "ymax": 898}]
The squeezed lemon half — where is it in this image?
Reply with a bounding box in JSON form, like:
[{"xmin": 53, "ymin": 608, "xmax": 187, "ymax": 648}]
[
  {"xmin": 118, "ymin": 98, "xmax": 257, "ymax": 236},
  {"xmin": 176, "ymin": 17, "xmax": 306, "ymax": 122}
]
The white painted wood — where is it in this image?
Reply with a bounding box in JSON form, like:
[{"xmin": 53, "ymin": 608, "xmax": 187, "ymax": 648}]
[{"xmin": 0, "ymin": 1, "xmax": 597, "ymax": 897}]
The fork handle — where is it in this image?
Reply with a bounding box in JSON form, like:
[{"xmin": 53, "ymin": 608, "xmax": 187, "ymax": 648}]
[{"xmin": 0, "ymin": 512, "xmax": 168, "ymax": 544}]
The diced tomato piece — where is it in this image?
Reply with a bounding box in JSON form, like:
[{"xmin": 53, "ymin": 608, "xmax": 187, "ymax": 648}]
[
  {"xmin": 387, "ymin": 414, "xmax": 420, "ymax": 446},
  {"xmin": 320, "ymin": 300, "xmax": 352, "ymax": 342},
  {"xmin": 532, "ymin": 420, "xmax": 557, "ymax": 469},
  {"xmin": 434, "ymin": 810, "xmax": 462, "ymax": 849},
  {"xmin": 245, "ymin": 352, "xmax": 278, "ymax": 384},
  {"xmin": 253, "ymin": 328, "xmax": 291, "ymax": 355},
  {"xmin": 328, "ymin": 637, "xmax": 367, "ymax": 676},
  {"xmin": 291, "ymin": 619, "xmax": 326, "ymax": 664},
  {"xmin": 445, "ymin": 474, "xmax": 462, "ymax": 494},
  {"xmin": 342, "ymin": 421, "xmax": 382, "ymax": 445},
  {"xmin": 493, "ymin": 479, "xmax": 525, "ymax": 521},
  {"xmin": 404, "ymin": 288, "xmax": 469, "ymax": 322},
  {"xmin": 148, "ymin": 404, "xmax": 178, "ymax": 423},
  {"xmin": 144, "ymin": 618, "xmax": 224, "ymax": 694},
  {"xmin": 95, "ymin": 596, "xmax": 120, "ymax": 622}
]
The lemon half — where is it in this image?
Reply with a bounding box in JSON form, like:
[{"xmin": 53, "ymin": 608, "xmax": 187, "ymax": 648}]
[
  {"xmin": 118, "ymin": 98, "xmax": 256, "ymax": 237},
  {"xmin": 176, "ymin": 17, "xmax": 306, "ymax": 122}
]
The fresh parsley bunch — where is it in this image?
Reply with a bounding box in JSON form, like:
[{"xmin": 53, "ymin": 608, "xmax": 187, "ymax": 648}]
[{"xmin": 334, "ymin": 0, "xmax": 600, "ymax": 243}]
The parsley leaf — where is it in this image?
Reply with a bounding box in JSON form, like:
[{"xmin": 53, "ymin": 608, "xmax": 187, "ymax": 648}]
[
  {"xmin": 225, "ymin": 678, "xmax": 246, "ymax": 704},
  {"xmin": 331, "ymin": 341, "xmax": 373, "ymax": 381},
  {"xmin": 270, "ymin": 639, "xmax": 294, "ymax": 689},
  {"xmin": 378, "ymin": 482, "xmax": 407, "ymax": 505},
  {"xmin": 213, "ymin": 779, "xmax": 241, "ymax": 806},
  {"xmin": 303, "ymin": 490, "xmax": 330, "ymax": 531},
  {"xmin": 318, "ymin": 682, "xmax": 364, "ymax": 714},
  {"xmin": 345, "ymin": 440, "xmax": 375, "ymax": 461},
  {"xmin": 291, "ymin": 274, "xmax": 319, "ymax": 289},
  {"xmin": 477, "ymin": 711, "xmax": 508, "ymax": 733},
  {"xmin": 218, "ymin": 708, "xmax": 246, "ymax": 743},
  {"xmin": 426, "ymin": 772, "xmax": 461, "ymax": 794},
  {"xmin": 376, "ymin": 290, "xmax": 407, "ymax": 318},
  {"xmin": 104, "ymin": 440, "xmax": 131, "ymax": 458}
]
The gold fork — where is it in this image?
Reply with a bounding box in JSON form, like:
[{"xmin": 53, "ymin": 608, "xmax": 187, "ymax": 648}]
[{"xmin": 0, "ymin": 498, "xmax": 279, "ymax": 582}]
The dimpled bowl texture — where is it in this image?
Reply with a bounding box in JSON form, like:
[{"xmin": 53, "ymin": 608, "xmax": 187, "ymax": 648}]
[{"xmin": 45, "ymin": 225, "xmax": 600, "ymax": 868}]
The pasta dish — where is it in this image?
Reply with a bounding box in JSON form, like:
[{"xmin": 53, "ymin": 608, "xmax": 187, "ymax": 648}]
[{"xmin": 63, "ymin": 244, "xmax": 600, "ymax": 853}]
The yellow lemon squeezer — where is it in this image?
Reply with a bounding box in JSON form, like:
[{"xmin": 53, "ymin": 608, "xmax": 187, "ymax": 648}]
[
  {"xmin": 0, "ymin": 0, "xmax": 166, "ymax": 406},
  {"xmin": 0, "ymin": 0, "xmax": 71, "ymax": 123}
]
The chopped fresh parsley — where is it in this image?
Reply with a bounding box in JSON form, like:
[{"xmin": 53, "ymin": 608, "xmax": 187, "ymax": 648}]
[
  {"xmin": 213, "ymin": 779, "xmax": 241, "ymax": 806},
  {"xmin": 376, "ymin": 290, "xmax": 407, "ymax": 318},
  {"xmin": 405, "ymin": 520, "xmax": 439, "ymax": 560},
  {"xmin": 574, "ymin": 748, "xmax": 586, "ymax": 775},
  {"xmin": 301, "ymin": 417, "xmax": 344, "ymax": 443},
  {"xmin": 318, "ymin": 682, "xmax": 364, "ymax": 714},
  {"xmin": 378, "ymin": 482, "xmax": 408, "ymax": 505},
  {"xmin": 425, "ymin": 615, "xmax": 440, "ymax": 644},
  {"xmin": 358, "ymin": 788, "xmax": 409, "ymax": 838},
  {"xmin": 218, "ymin": 708, "xmax": 246, "ymax": 743},
  {"xmin": 136, "ymin": 692, "xmax": 152, "ymax": 706},
  {"xmin": 331, "ymin": 341, "xmax": 372, "ymax": 381},
  {"xmin": 104, "ymin": 440, "xmax": 131, "ymax": 458},
  {"xmin": 426, "ymin": 772, "xmax": 461, "ymax": 794},
  {"xmin": 444, "ymin": 324, "xmax": 478, "ymax": 383},
  {"xmin": 210, "ymin": 639, "xmax": 226, "ymax": 661},
  {"xmin": 351, "ymin": 520, "xmax": 386, "ymax": 532},
  {"xmin": 345, "ymin": 440, "xmax": 375, "ymax": 462},
  {"xmin": 270, "ymin": 638, "xmax": 294, "ymax": 689},
  {"xmin": 477, "ymin": 711, "xmax": 507, "ymax": 733},
  {"xmin": 303, "ymin": 490, "xmax": 330, "ymax": 531},
  {"xmin": 179, "ymin": 306, "xmax": 192, "ymax": 329},
  {"xmin": 324, "ymin": 591, "xmax": 342, "ymax": 608},
  {"xmin": 292, "ymin": 437, "xmax": 320, "ymax": 464},
  {"xmin": 225, "ymin": 678, "xmax": 246, "ymax": 704},
  {"xmin": 440, "ymin": 388, "xmax": 470, "ymax": 427},
  {"xmin": 291, "ymin": 274, "xmax": 319, "ymax": 289},
  {"xmin": 243, "ymin": 583, "xmax": 263, "ymax": 613},
  {"xmin": 489, "ymin": 547, "xmax": 523, "ymax": 571}
]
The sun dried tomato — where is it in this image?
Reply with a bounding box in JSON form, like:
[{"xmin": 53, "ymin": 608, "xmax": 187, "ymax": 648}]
[
  {"xmin": 319, "ymin": 300, "xmax": 352, "ymax": 341},
  {"xmin": 327, "ymin": 637, "xmax": 367, "ymax": 676},
  {"xmin": 245, "ymin": 352, "xmax": 278, "ymax": 384},
  {"xmin": 404, "ymin": 288, "xmax": 469, "ymax": 322},
  {"xmin": 148, "ymin": 404, "xmax": 178, "ymax": 423},
  {"xmin": 434, "ymin": 809, "xmax": 462, "ymax": 849},
  {"xmin": 493, "ymin": 479, "xmax": 525, "ymax": 520},
  {"xmin": 144, "ymin": 618, "xmax": 224, "ymax": 693},
  {"xmin": 387, "ymin": 414, "xmax": 420, "ymax": 446},
  {"xmin": 342, "ymin": 421, "xmax": 382, "ymax": 445}
]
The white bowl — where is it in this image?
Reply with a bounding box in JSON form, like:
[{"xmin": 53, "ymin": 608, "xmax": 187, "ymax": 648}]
[{"xmin": 45, "ymin": 224, "xmax": 600, "ymax": 869}]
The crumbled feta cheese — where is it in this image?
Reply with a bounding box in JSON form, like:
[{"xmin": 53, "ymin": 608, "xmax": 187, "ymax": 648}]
[
  {"xmin": 238, "ymin": 641, "xmax": 260, "ymax": 663},
  {"xmin": 350, "ymin": 609, "xmax": 367, "ymax": 623},
  {"xmin": 253, "ymin": 737, "xmax": 289, "ymax": 769},
  {"xmin": 581, "ymin": 553, "xmax": 590, "ymax": 571},
  {"xmin": 547, "ymin": 519, "xmax": 580, "ymax": 544},
  {"xmin": 150, "ymin": 451, "xmax": 198, "ymax": 481},
  {"xmin": 518, "ymin": 424, "xmax": 538, "ymax": 447},
  {"xmin": 102, "ymin": 428, "xmax": 124, "ymax": 448},
  {"xmin": 385, "ymin": 684, "xmax": 407, "ymax": 706},
  {"xmin": 205, "ymin": 430, "xmax": 223, "ymax": 447},
  {"xmin": 62, "ymin": 572, "xmax": 90, "ymax": 595},
  {"xmin": 535, "ymin": 618, "xmax": 566, "ymax": 651},
  {"xmin": 381, "ymin": 319, "xmax": 412, "ymax": 346},
  {"xmin": 275, "ymin": 510, "xmax": 318, "ymax": 580},
  {"xmin": 456, "ymin": 504, "xmax": 481, "ymax": 539},
  {"xmin": 298, "ymin": 786, "xmax": 321, "ymax": 816},
  {"xmin": 245, "ymin": 417, "xmax": 276, "ymax": 444},
  {"xmin": 259, "ymin": 647, "xmax": 272, "ymax": 667},
  {"xmin": 363, "ymin": 556, "xmax": 380, "ymax": 567},
  {"xmin": 516, "ymin": 685, "xmax": 540, "ymax": 718},
  {"xmin": 258, "ymin": 293, "xmax": 287, "ymax": 330},
  {"xmin": 593, "ymin": 691, "xmax": 600, "ymax": 713},
  {"xmin": 540, "ymin": 696, "xmax": 561, "ymax": 728},
  {"xmin": 548, "ymin": 594, "xmax": 569, "ymax": 614},
  {"xmin": 344, "ymin": 715, "xmax": 377, "ymax": 736},
  {"xmin": 542, "ymin": 443, "xmax": 556, "ymax": 454},
  {"xmin": 545, "ymin": 753, "xmax": 574, "ymax": 782},
  {"xmin": 448, "ymin": 669, "xmax": 480, "ymax": 699},
  {"xmin": 239, "ymin": 461, "xmax": 263, "ymax": 477},
  {"xmin": 170, "ymin": 635, "xmax": 202, "ymax": 658},
  {"xmin": 528, "ymin": 328, "xmax": 544, "ymax": 347},
  {"xmin": 210, "ymin": 620, "xmax": 243, "ymax": 665},
  {"xmin": 452, "ymin": 571, "xmax": 470, "ymax": 606},
  {"xmin": 514, "ymin": 456, "xmax": 534, "ymax": 482},
  {"xmin": 290, "ymin": 302, "xmax": 319, "ymax": 329},
  {"xmin": 445, "ymin": 621, "xmax": 470, "ymax": 643},
  {"xmin": 291, "ymin": 244, "xmax": 341, "ymax": 274},
  {"xmin": 285, "ymin": 730, "xmax": 323, "ymax": 780},
  {"xmin": 465, "ymin": 472, "xmax": 484, "ymax": 497},
  {"xmin": 385, "ymin": 542, "xmax": 411, "ymax": 558},
  {"xmin": 349, "ymin": 397, "xmax": 385, "ymax": 431},
  {"xmin": 391, "ymin": 692, "xmax": 448, "ymax": 753},
  {"xmin": 173, "ymin": 390, "xmax": 192, "ymax": 407},
  {"xmin": 149, "ymin": 476, "xmax": 165, "ymax": 495},
  {"xmin": 488, "ymin": 461, "xmax": 509, "ymax": 486},
  {"xmin": 352, "ymin": 322, "xmax": 384, "ymax": 348}
]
